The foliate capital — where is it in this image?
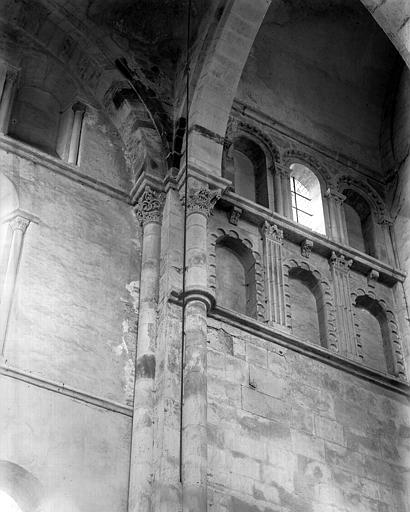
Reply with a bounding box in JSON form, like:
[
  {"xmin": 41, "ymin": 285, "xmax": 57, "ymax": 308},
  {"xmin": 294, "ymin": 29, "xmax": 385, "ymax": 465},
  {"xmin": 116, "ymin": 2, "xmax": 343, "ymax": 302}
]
[
  {"xmin": 9, "ymin": 215, "xmax": 30, "ymax": 233},
  {"xmin": 329, "ymin": 251, "xmax": 353, "ymax": 272},
  {"xmin": 134, "ymin": 186, "xmax": 165, "ymax": 226},
  {"xmin": 185, "ymin": 188, "xmax": 221, "ymax": 217},
  {"xmin": 262, "ymin": 221, "xmax": 283, "ymax": 244}
]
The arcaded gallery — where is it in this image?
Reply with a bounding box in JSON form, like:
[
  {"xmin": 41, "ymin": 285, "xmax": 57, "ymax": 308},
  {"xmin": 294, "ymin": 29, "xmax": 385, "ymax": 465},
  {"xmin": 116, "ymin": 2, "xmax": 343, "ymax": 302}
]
[{"xmin": 1, "ymin": 0, "xmax": 410, "ymax": 511}]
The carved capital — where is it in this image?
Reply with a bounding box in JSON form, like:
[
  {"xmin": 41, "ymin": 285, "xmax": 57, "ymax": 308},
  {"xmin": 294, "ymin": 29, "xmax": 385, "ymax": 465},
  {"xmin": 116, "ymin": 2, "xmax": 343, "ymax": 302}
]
[
  {"xmin": 301, "ymin": 239, "xmax": 313, "ymax": 258},
  {"xmin": 262, "ymin": 221, "xmax": 283, "ymax": 244},
  {"xmin": 329, "ymin": 251, "xmax": 353, "ymax": 272},
  {"xmin": 325, "ymin": 189, "xmax": 346, "ymax": 205},
  {"xmin": 185, "ymin": 188, "xmax": 221, "ymax": 217},
  {"xmin": 134, "ymin": 186, "xmax": 165, "ymax": 226},
  {"xmin": 9, "ymin": 215, "xmax": 30, "ymax": 233}
]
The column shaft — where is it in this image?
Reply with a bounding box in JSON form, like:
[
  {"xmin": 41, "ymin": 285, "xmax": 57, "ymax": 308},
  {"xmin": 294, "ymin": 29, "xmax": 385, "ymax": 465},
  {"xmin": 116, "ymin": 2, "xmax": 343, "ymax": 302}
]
[
  {"xmin": 329, "ymin": 252, "xmax": 357, "ymax": 358},
  {"xmin": 68, "ymin": 103, "xmax": 86, "ymax": 164},
  {"xmin": 182, "ymin": 188, "xmax": 220, "ymax": 512},
  {"xmin": 274, "ymin": 171, "xmax": 284, "ymax": 215},
  {"xmin": 129, "ymin": 187, "xmax": 164, "ymax": 512},
  {"xmin": 0, "ymin": 216, "xmax": 30, "ymax": 355},
  {"xmin": 0, "ymin": 70, "xmax": 17, "ymax": 134},
  {"xmin": 263, "ymin": 222, "xmax": 286, "ymax": 326}
]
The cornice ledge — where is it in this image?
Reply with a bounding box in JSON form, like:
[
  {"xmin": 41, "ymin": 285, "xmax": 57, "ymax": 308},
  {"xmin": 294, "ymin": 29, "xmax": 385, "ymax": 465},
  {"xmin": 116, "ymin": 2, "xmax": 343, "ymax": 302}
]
[
  {"xmin": 209, "ymin": 306, "xmax": 410, "ymax": 396},
  {"xmin": 0, "ymin": 361, "xmax": 133, "ymax": 417},
  {"xmin": 0, "ymin": 135, "xmax": 130, "ymax": 203},
  {"xmin": 218, "ymin": 191, "xmax": 406, "ymax": 285}
]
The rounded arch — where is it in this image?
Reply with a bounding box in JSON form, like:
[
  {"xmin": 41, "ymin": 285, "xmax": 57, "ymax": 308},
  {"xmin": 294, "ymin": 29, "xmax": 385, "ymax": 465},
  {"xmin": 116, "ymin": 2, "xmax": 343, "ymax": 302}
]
[
  {"xmin": 230, "ymin": 134, "xmax": 269, "ymax": 208},
  {"xmin": 351, "ymin": 289, "xmax": 406, "ymax": 379},
  {"xmin": 0, "ymin": 174, "xmax": 19, "ymax": 218},
  {"xmin": 0, "ymin": 461, "xmax": 43, "ymax": 512},
  {"xmin": 283, "ymin": 259, "xmax": 338, "ymax": 351},
  {"xmin": 208, "ymin": 227, "xmax": 265, "ymax": 321},
  {"xmin": 236, "ymin": 121, "xmax": 280, "ymax": 165},
  {"xmin": 359, "ymin": 0, "xmax": 410, "ymax": 70},
  {"xmin": 337, "ymin": 176, "xmax": 386, "ymax": 222},
  {"xmin": 282, "ymin": 150, "xmax": 332, "ymax": 188},
  {"xmin": 342, "ymin": 188, "xmax": 377, "ymax": 257},
  {"xmin": 283, "ymin": 155, "xmax": 327, "ymax": 235}
]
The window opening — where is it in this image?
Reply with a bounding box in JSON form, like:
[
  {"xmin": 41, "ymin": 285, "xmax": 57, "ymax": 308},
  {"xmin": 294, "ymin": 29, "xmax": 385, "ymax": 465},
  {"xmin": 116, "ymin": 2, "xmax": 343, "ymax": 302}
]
[
  {"xmin": 289, "ymin": 163, "xmax": 326, "ymax": 234},
  {"xmin": 0, "ymin": 491, "xmax": 22, "ymax": 512}
]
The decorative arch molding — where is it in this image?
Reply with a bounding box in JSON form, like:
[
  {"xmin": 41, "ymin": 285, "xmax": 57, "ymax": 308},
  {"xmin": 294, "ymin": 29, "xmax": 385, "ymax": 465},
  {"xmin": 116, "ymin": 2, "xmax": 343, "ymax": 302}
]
[
  {"xmin": 351, "ymin": 288, "xmax": 406, "ymax": 380},
  {"xmin": 336, "ymin": 176, "xmax": 386, "ymax": 222},
  {"xmin": 281, "ymin": 150, "xmax": 332, "ymax": 187},
  {"xmin": 283, "ymin": 258, "xmax": 338, "ymax": 352},
  {"xmin": 235, "ymin": 121, "xmax": 280, "ymax": 166},
  {"xmin": 208, "ymin": 227, "xmax": 265, "ymax": 321}
]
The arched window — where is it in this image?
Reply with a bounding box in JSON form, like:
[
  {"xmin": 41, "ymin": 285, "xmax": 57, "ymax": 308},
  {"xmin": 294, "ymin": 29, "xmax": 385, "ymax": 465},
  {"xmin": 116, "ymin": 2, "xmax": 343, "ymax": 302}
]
[
  {"xmin": 289, "ymin": 163, "xmax": 326, "ymax": 235},
  {"xmin": 5, "ymin": 54, "xmax": 83, "ymax": 162},
  {"xmin": 0, "ymin": 491, "xmax": 23, "ymax": 512},
  {"xmin": 288, "ymin": 267, "xmax": 327, "ymax": 347},
  {"xmin": 233, "ymin": 137, "xmax": 269, "ymax": 208},
  {"xmin": 343, "ymin": 189, "xmax": 375, "ymax": 256},
  {"xmin": 215, "ymin": 237, "xmax": 257, "ymax": 318},
  {"xmin": 354, "ymin": 295, "xmax": 392, "ymax": 374}
]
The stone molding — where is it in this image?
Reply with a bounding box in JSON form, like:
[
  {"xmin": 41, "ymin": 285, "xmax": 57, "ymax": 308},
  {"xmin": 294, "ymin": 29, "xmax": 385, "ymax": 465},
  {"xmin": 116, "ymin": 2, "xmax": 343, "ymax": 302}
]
[
  {"xmin": 207, "ymin": 305, "xmax": 410, "ymax": 396},
  {"xmin": 281, "ymin": 148, "xmax": 332, "ymax": 185},
  {"xmin": 185, "ymin": 187, "xmax": 221, "ymax": 217},
  {"xmin": 283, "ymin": 258, "xmax": 338, "ymax": 352},
  {"xmin": 0, "ymin": 362, "xmax": 133, "ymax": 417},
  {"xmin": 336, "ymin": 175, "xmax": 386, "ymax": 222},
  {"xmin": 134, "ymin": 186, "xmax": 165, "ymax": 226}
]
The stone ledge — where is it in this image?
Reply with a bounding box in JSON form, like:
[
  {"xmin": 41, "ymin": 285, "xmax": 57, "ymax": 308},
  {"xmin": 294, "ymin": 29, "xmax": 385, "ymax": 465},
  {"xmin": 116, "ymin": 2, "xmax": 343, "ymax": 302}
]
[
  {"xmin": 0, "ymin": 362, "xmax": 133, "ymax": 417},
  {"xmin": 218, "ymin": 192, "xmax": 406, "ymax": 286},
  {"xmin": 0, "ymin": 134, "xmax": 130, "ymax": 203},
  {"xmin": 208, "ymin": 305, "xmax": 410, "ymax": 397}
]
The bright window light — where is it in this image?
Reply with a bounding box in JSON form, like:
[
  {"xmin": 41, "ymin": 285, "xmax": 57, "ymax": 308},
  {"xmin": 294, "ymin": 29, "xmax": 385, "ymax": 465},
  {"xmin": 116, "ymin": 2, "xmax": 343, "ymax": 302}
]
[{"xmin": 0, "ymin": 490, "xmax": 22, "ymax": 512}]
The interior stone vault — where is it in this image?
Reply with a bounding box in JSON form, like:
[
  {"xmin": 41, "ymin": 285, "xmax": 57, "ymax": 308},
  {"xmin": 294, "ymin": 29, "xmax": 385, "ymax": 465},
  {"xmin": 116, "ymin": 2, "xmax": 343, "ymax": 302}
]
[{"xmin": 2, "ymin": 0, "xmax": 410, "ymax": 511}]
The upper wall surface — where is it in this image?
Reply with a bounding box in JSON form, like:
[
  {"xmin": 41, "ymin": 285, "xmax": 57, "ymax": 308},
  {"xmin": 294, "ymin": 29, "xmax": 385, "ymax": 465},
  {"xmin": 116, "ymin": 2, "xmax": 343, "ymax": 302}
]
[{"xmin": 236, "ymin": 0, "xmax": 402, "ymax": 174}]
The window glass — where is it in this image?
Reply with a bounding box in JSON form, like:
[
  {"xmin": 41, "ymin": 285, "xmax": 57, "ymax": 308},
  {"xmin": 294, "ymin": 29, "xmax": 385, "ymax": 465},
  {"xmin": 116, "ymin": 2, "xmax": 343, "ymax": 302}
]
[{"xmin": 290, "ymin": 163, "xmax": 326, "ymax": 235}]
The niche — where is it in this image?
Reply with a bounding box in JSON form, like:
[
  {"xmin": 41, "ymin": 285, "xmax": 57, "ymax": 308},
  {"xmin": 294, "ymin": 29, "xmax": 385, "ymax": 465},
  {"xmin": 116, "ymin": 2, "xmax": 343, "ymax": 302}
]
[
  {"xmin": 343, "ymin": 189, "xmax": 375, "ymax": 256},
  {"xmin": 232, "ymin": 136, "xmax": 269, "ymax": 208},
  {"xmin": 215, "ymin": 236, "xmax": 257, "ymax": 318},
  {"xmin": 354, "ymin": 295, "xmax": 392, "ymax": 374},
  {"xmin": 288, "ymin": 267, "xmax": 327, "ymax": 347}
]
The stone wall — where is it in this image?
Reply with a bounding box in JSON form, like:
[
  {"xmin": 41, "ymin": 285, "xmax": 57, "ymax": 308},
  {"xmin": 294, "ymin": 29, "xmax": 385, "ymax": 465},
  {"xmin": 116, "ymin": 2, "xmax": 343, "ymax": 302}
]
[
  {"xmin": 0, "ymin": 99, "xmax": 138, "ymax": 510},
  {"xmin": 207, "ymin": 318, "xmax": 410, "ymax": 512}
]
